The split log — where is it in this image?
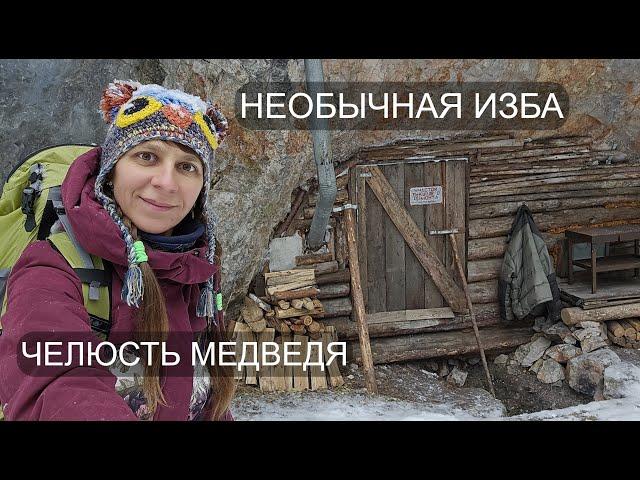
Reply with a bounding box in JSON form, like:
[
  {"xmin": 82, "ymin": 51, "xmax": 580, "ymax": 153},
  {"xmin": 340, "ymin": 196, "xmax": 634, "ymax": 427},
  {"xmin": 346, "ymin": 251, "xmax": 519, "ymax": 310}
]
[
  {"xmin": 625, "ymin": 318, "xmax": 640, "ymax": 332},
  {"xmin": 295, "ymin": 252, "xmax": 334, "ymax": 266},
  {"xmin": 618, "ymin": 320, "xmax": 638, "ymax": 340},
  {"xmin": 246, "ymin": 318, "xmax": 267, "ymax": 333},
  {"xmin": 561, "ymin": 303, "xmax": 640, "ymax": 326},
  {"xmin": 294, "ymin": 260, "xmax": 339, "ymax": 276},
  {"xmin": 317, "ymin": 282, "xmax": 350, "ymax": 299},
  {"xmin": 316, "ymin": 269, "xmax": 351, "ymax": 285},
  {"xmin": 291, "ymin": 299, "xmax": 304, "ymax": 310},
  {"xmin": 265, "ymin": 269, "xmax": 315, "ymax": 286},
  {"xmin": 277, "ymin": 300, "xmax": 290, "ymax": 310},
  {"xmin": 301, "ymin": 315, "xmax": 314, "ymax": 326},
  {"xmin": 290, "ymin": 324, "xmax": 306, "ymax": 335},
  {"xmin": 275, "ymin": 305, "xmax": 324, "ymax": 319},
  {"xmin": 347, "ymin": 326, "xmax": 533, "ymax": 364},
  {"xmin": 267, "ymin": 280, "xmax": 317, "ymax": 296},
  {"xmin": 303, "ymin": 298, "xmax": 315, "ymax": 311},
  {"xmin": 241, "ymin": 297, "xmax": 264, "ymax": 324},
  {"xmin": 307, "ymin": 320, "xmax": 324, "ymax": 333},
  {"xmin": 270, "ymin": 287, "xmax": 320, "ymax": 302},
  {"xmin": 248, "ymin": 293, "xmax": 272, "ymax": 312},
  {"xmin": 607, "ymin": 320, "xmax": 625, "ymax": 338}
]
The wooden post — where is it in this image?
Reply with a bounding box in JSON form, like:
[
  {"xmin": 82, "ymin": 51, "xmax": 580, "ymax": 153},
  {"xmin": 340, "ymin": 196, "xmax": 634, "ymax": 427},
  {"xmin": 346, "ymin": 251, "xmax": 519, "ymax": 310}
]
[
  {"xmin": 343, "ymin": 207, "xmax": 378, "ymax": 394},
  {"xmin": 448, "ymin": 233, "xmax": 496, "ymax": 398}
]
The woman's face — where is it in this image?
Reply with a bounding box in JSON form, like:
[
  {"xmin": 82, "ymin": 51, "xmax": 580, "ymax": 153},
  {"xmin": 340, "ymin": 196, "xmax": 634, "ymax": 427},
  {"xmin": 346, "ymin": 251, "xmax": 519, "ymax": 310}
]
[{"xmin": 111, "ymin": 140, "xmax": 204, "ymax": 235}]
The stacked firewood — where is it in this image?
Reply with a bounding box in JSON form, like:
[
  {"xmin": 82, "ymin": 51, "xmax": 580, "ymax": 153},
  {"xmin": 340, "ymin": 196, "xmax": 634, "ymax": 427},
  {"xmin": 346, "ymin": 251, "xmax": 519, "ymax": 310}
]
[
  {"xmin": 606, "ymin": 319, "xmax": 640, "ymax": 348},
  {"xmin": 263, "ymin": 268, "xmax": 326, "ymax": 339}
]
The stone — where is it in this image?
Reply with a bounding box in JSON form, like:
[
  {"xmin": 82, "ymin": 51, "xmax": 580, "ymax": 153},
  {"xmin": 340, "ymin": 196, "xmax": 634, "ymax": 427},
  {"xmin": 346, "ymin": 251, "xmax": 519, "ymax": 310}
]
[
  {"xmin": 537, "ymin": 359, "xmax": 566, "ymax": 384},
  {"xmin": 574, "ymin": 327, "xmax": 609, "ymax": 353},
  {"xmin": 566, "ymin": 348, "xmax": 621, "ymax": 397},
  {"xmin": 530, "ymin": 358, "xmax": 544, "ymax": 374},
  {"xmin": 266, "ymin": 233, "xmax": 303, "ymax": 272},
  {"xmin": 350, "ymin": 363, "xmax": 359, "ymax": 370},
  {"xmin": 543, "ymin": 321, "xmax": 572, "ymax": 341},
  {"xmin": 447, "ymin": 367, "xmax": 468, "ymax": 387},
  {"xmin": 603, "ymin": 362, "xmax": 640, "ymax": 399},
  {"xmin": 563, "ymin": 334, "xmax": 578, "ymax": 346},
  {"xmin": 577, "ymin": 321, "xmax": 602, "ymax": 329},
  {"xmin": 347, "ymin": 375, "xmax": 354, "ymax": 380},
  {"xmin": 544, "ymin": 344, "xmax": 582, "ymax": 364},
  {"xmin": 438, "ymin": 362, "xmax": 450, "ymax": 378},
  {"xmin": 494, "ymin": 354, "xmax": 509, "ymax": 365},
  {"xmin": 515, "ymin": 337, "xmax": 552, "ymax": 368}
]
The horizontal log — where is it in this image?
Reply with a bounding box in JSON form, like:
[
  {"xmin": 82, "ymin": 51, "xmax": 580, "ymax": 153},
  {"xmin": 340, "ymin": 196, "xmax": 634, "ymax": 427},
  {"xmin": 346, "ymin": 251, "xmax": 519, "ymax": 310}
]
[
  {"xmin": 295, "ymin": 253, "xmax": 334, "ymax": 266},
  {"xmin": 467, "ymin": 258, "xmax": 503, "ymax": 283},
  {"xmin": 469, "ymin": 206, "xmax": 640, "ymax": 239},
  {"xmin": 326, "ymin": 313, "xmax": 501, "ymax": 340},
  {"xmin": 607, "ymin": 320, "xmax": 625, "ymax": 338},
  {"xmin": 469, "ymin": 194, "xmax": 640, "ymax": 220},
  {"xmin": 561, "ymin": 303, "xmax": 640, "ymax": 325},
  {"xmin": 365, "ymin": 307, "xmax": 455, "ymax": 325},
  {"xmin": 317, "ymin": 282, "xmax": 350, "ymax": 299},
  {"xmin": 265, "ymin": 269, "xmax": 315, "ymax": 286},
  {"xmin": 470, "ymin": 186, "xmax": 640, "ymax": 206},
  {"xmin": 347, "ymin": 325, "xmax": 533, "ymax": 364},
  {"xmin": 471, "ymin": 166, "xmax": 640, "ymax": 191},
  {"xmin": 468, "ymin": 280, "xmax": 498, "ymax": 304},
  {"xmin": 294, "ymin": 260, "xmax": 339, "ymax": 276},
  {"xmin": 316, "ymin": 269, "xmax": 351, "ymax": 285},
  {"xmin": 471, "ymin": 178, "xmax": 640, "ymax": 199},
  {"xmin": 320, "ymin": 297, "xmax": 352, "ymax": 318},
  {"xmin": 267, "ymin": 280, "xmax": 317, "ymax": 295},
  {"xmin": 275, "ymin": 305, "xmax": 324, "ymax": 319},
  {"xmin": 473, "ymin": 144, "xmax": 591, "ymax": 163},
  {"xmin": 270, "ymin": 286, "xmax": 320, "ymax": 302},
  {"xmin": 468, "ymin": 233, "xmax": 563, "ymax": 261}
]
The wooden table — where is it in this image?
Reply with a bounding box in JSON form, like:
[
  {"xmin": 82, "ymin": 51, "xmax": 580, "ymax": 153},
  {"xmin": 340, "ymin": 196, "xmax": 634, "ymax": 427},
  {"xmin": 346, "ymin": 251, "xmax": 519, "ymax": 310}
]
[{"xmin": 566, "ymin": 225, "xmax": 640, "ymax": 294}]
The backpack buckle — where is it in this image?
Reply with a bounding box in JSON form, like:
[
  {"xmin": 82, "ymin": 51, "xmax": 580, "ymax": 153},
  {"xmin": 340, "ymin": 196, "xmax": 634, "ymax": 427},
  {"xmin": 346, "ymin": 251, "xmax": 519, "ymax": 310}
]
[{"xmin": 21, "ymin": 187, "xmax": 36, "ymax": 215}]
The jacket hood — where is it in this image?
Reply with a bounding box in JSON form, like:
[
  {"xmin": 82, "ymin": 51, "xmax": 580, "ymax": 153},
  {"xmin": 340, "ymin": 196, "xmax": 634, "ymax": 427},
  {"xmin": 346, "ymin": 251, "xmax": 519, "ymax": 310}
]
[{"xmin": 61, "ymin": 147, "xmax": 217, "ymax": 284}]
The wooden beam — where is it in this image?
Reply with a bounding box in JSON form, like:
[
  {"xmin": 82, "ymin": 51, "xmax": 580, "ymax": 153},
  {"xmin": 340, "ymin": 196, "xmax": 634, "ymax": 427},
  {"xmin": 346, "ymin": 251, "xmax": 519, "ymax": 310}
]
[
  {"xmin": 365, "ymin": 166, "xmax": 467, "ymax": 313},
  {"xmin": 347, "ymin": 326, "xmax": 533, "ymax": 364},
  {"xmin": 344, "ymin": 207, "xmax": 377, "ymax": 394},
  {"xmin": 366, "ymin": 307, "xmax": 455, "ymax": 325}
]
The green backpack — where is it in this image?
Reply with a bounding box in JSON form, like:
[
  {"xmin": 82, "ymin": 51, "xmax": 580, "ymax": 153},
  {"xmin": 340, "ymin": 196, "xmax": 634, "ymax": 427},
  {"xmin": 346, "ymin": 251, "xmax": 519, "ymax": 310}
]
[{"xmin": 0, "ymin": 144, "xmax": 113, "ymax": 342}]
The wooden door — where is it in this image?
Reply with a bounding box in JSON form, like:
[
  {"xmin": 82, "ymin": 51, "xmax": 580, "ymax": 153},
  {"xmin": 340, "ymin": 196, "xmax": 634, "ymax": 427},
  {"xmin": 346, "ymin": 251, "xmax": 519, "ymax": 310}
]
[{"xmin": 352, "ymin": 158, "xmax": 468, "ymax": 315}]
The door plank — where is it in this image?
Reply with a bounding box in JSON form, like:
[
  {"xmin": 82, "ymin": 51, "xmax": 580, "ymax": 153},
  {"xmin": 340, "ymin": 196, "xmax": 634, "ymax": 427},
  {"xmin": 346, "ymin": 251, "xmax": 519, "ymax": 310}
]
[
  {"xmin": 365, "ymin": 166, "xmax": 468, "ymax": 313},
  {"xmin": 404, "ymin": 162, "xmax": 426, "ymax": 309},
  {"xmin": 384, "ymin": 164, "xmax": 406, "ymax": 310}
]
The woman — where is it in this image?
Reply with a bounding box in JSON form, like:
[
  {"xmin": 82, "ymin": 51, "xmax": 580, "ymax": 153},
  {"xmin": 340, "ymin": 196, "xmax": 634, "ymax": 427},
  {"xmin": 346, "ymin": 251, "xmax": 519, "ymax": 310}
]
[{"xmin": 0, "ymin": 80, "xmax": 235, "ymax": 420}]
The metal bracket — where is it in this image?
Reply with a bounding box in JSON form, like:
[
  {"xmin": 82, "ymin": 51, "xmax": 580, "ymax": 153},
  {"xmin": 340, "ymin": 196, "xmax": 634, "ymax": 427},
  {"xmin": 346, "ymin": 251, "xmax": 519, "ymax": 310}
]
[
  {"xmin": 333, "ymin": 204, "xmax": 358, "ymax": 212},
  {"xmin": 429, "ymin": 229, "xmax": 459, "ymax": 235}
]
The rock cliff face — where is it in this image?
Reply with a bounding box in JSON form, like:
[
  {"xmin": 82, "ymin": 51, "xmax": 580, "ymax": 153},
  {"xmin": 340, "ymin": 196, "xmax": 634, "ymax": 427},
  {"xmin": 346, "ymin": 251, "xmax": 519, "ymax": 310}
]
[{"xmin": 2, "ymin": 59, "xmax": 639, "ymax": 316}]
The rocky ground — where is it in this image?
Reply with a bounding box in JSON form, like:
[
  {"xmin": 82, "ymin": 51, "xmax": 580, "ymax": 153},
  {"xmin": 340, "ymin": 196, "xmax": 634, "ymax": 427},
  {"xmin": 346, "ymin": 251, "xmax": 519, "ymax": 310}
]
[{"xmin": 230, "ymin": 345, "xmax": 640, "ymax": 421}]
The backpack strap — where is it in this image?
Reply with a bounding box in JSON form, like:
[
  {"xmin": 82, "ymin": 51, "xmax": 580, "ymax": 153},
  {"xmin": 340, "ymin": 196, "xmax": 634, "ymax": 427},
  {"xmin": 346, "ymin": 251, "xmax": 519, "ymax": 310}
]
[{"xmin": 48, "ymin": 232, "xmax": 112, "ymax": 340}]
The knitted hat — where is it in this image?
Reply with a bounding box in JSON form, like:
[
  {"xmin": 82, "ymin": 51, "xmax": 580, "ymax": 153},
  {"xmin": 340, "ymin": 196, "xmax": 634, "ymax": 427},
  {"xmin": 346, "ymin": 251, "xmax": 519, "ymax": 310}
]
[{"xmin": 95, "ymin": 80, "xmax": 228, "ymax": 320}]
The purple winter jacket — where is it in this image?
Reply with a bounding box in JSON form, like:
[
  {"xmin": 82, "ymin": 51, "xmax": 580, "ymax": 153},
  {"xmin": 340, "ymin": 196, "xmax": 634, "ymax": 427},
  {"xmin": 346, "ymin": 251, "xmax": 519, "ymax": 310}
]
[{"xmin": 0, "ymin": 147, "xmax": 233, "ymax": 421}]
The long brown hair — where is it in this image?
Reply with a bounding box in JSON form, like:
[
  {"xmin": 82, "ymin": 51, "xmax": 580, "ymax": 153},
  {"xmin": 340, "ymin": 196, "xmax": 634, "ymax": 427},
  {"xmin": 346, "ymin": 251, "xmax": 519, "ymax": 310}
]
[{"xmin": 107, "ymin": 177, "xmax": 236, "ymax": 419}]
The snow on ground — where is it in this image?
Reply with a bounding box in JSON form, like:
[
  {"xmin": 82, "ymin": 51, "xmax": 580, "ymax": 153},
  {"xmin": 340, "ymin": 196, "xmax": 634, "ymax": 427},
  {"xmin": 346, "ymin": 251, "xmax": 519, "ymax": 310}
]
[
  {"xmin": 232, "ymin": 387, "xmax": 640, "ymax": 421},
  {"xmin": 231, "ymin": 388, "xmax": 505, "ymax": 421}
]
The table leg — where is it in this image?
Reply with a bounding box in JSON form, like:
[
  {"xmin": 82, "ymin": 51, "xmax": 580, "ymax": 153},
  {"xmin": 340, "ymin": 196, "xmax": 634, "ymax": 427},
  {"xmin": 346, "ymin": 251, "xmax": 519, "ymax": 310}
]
[
  {"xmin": 568, "ymin": 238, "xmax": 573, "ymax": 284},
  {"xmin": 591, "ymin": 242, "xmax": 597, "ymax": 294}
]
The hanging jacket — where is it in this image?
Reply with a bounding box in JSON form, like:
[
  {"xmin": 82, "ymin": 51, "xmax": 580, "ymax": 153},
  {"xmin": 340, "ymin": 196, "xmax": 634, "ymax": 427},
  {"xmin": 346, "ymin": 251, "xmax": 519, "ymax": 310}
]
[
  {"xmin": 0, "ymin": 147, "xmax": 232, "ymax": 421},
  {"xmin": 498, "ymin": 204, "xmax": 562, "ymax": 323}
]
